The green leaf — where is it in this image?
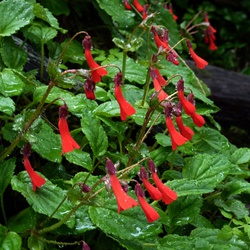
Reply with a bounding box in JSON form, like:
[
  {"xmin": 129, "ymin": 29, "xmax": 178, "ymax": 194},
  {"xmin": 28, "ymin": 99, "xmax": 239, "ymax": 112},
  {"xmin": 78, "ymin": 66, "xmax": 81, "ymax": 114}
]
[
  {"xmin": 0, "ymin": 69, "xmax": 25, "ymax": 97},
  {"xmin": 0, "ymin": 158, "xmax": 16, "ymax": 195},
  {"xmin": 89, "ymin": 204, "xmax": 162, "ymax": 240},
  {"xmin": 182, "ymin": 154, "xmax": 231, "ymax": 188},
  {"xmin": 168, "ymin": 196, "xmax": 202, "ymax": 226},
  {"xmin": 11, "ymin": 171, "xmax": 75, "ymax": 228},
  {"xmin": 0, "ymin": 95, "xmax": 15, "ymax": 115},
  {"xmin": 113, "ymin": 37, "xmax": 144, "ymax": 52},
  {"xmin": 222, "ymin": 180, "xmax": 250, "ymax": 197},
  {"xmin": 33, "ymin": 86, "xmax": 98, "ymax": 117},
  {"xmin": 24, "ymin": 23, "xmax": 58, "ymax": 44},
  {"xmin": 81, "ymin": 112, "xmax": 108, "ymax": 157},
  {"xmin": 103, "ymin": 49, "xmax": 147, "ymax": 84},
  {"xmin": 65, "ymin": 150, "xmax": 92, "ymax": 171},
  {"xmin": 95, "ymin": 0, "xmax": 135, "ymax": 31},
  {"xmin": 61, "ymin": 39, "xmax": 85, "ymax": 65},
  {"xmin": 230, "ymin": 148, "xmax": 250, "ymax": 165},
  {"xmin": 7, "ymin": 207, "xmax": 37, "ymax": 233},
  {"xmin": 94, "ymin": 100, "xmax": 120, "ymax": 118},
  {"xmin": 28, "ymin": 235, "xmax": 45, "ymax": 250},
  {"xmin": 0, "ymin": 225, "xmax": 22, "ymax": 250},
  {"xmin": 25, "ymin": 120, "xmax": 62, "ymax": 163},
  {"xmin": 0, "ymin": 0, "xmax": 34, "ymax": 37},
  {"xmin": 0, "ymin": 37, "xmax": 27, "ymax": 70},
  {"xmin": 155, "ymin": 133, "xmax": 171, "ymax": 147},
  {"xmin": 38, "ymin": 0, "xmax": 70, "ymax": 16},
  {"xmin": 215, "ymin": 198, "xmax": 249, "ymax": 219},
  {"xmin": 34, "ymin": 3, "xmax": 67, "ymax": 33}
]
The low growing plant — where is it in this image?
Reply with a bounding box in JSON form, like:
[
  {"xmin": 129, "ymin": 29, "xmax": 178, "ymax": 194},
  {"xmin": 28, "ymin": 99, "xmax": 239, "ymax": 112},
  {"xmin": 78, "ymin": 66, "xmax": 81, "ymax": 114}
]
[{"xmin": 0, "ymin": 0, "xmax": 250, "ymax": 249}]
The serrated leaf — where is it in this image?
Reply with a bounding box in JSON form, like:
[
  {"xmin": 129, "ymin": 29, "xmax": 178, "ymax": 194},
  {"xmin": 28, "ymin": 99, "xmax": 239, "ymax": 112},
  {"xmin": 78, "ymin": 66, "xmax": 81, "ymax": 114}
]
[
  {"xmin": 0, "ymin": 69, "xmax": 25, "ymax": 97},
  {"xmin": 94, "ymin": 100, "xmax": 120, "ymax": 118},
  {"xmin": 89, "ymin": 203, "xmax": 162, "ymax": 240},
  {"xmin": 25, "ymin": 120, "xmax": 62, "ymax": 163},
  {"xmin": 230, "ymin": 148, "xmax": 250, "ymax": 165},
  {"xmin": 11, "ymin": 171, "xmax": 75, "ymax": 228},
  {"xmin": 103, "ymin": 50, "xmax": 147, "ymax": 84},
  {"xmin": 65, "ymin": 150, "xmax": 92, "ymax": 171},
  {"xmin": 0, "ymin": 0, "xmax": 34, "ymax": 36},
  {"xmin": 33, "ymin": 86, "xmax": 98, "ymax": 117},
  {"xmin": 0, "ymin": 157, "xmax": 16, "ymax": 194},
  {"xmin": 0, "ymin": 95, "xmax": 15, "ymax": 115},
  {"xmin": 34, "ymin": 3, "xmax": 67, "ymax": 33},
  {"xmin": 0, "ymin": 225, "xmax": 22, "ymax": 250},
  {"xmin": 38, "ymin": 0, "xmax": 70, "ymax": 16},
  {"xmin": 0, "ymin": 37, "xmax": 27, "ymax": 70},
  {"xmin": 24, "ymin": 23, "xmax": 58, "ymax": 44},
  {"xmin": 81, "ymin": 113, "xmax": 108, "ymax": 157},
  {"xmin": 223, "ymin": 180, "xmax": 250, "ymax": 197},
  {"xmin": 182, "ymin": 154, "xmax": 230, "ymax": 188},
  {"xmin": 215, "ymin": 199, "xmax": 249, "ymax": 219},
  {"xmin": 168, "ymin": 196, "xmax": 202, "ymax": 226},
  {"xmin": 95, "ymin": 0, "xmax": 135, "ymax": 31}
]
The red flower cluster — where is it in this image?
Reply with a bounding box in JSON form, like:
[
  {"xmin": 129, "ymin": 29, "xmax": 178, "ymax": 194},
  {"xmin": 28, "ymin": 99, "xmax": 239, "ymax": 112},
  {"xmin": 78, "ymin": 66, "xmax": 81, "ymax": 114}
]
[
  {"xmin": 151, "ymin": 26, "xmax": 179, "ymax": 65},
  {"xmin": 113, "ymin": 72, "xmax": 136, "ymax": 121},
  {"xmin": 58, "ymin": 104, "xmax": 80, "ymax": 154},
  {"xmin": 82, "ymin": 35, "xmax": 108, "ymax": 83},
  {"xmin": 203, "ymin": 12, "xmax": 217, "ymax": 51},
  {"xmin": 186, "ymin": 40, "xmax": 208, "ymax": 69},
  {"xmin": 23, "ymin": 143, "xmax": 46, "ymax": 191},
  {"xmin": 162, "ymin": 78, "xmax": 205, "ymax": 150},
  {"xmin": 105, "ymin": 159, "xmax": 177, "ymax": 223}
]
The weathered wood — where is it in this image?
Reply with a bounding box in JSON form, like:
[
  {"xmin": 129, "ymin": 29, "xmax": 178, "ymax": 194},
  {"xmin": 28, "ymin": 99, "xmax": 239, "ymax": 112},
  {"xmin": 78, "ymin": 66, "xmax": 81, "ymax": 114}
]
[{"xmin": 187, "ymin": 60, "xmax": 250, "ymax": 131}]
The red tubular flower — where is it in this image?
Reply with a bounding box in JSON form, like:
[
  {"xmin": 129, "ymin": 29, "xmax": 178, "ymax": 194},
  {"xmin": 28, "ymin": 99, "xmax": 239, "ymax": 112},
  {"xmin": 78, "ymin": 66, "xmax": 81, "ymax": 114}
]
[
  {"xmin": 164, "ymin": 3, "xmax": 178, "ymax": 21},
  {"xmin": 204, "ymin": 12, "xmax": 217, "ymax": 51},
  {"xmin": 82, "ymin": 241, "xmax": 91, "ymax": 250},
  {"xmin": 133, "ymin": 0, "xmax": 144, "ymax": 12},
  {"xmin": 139, "ymin": 167, "xmax": 162, "ymax": 200},
  {"xmin": 84, "ymin": 77, "xmax": 96, "ymax": 100},
  {"xmin": 58, "ymin": 104, "xmax": 80, "ymax": 154},
  {"xmin": 187, "ymin": 93, "xmax": 205, "ymax": 127},
  {"xmin": 165, "ymin": 103, "xmax": 188, "ymax": 150},
  {"xmin": 175, "ymin": 116, "xmax": 194, "ymax": 140},
  {"xmin": 154, "ymin": 68, "xmax": 166, "ymax": 86},
  {"xmin": 114, "ymin": 72, "xmax": 136, "ymax": 121},
  {"xmin": 177, "ymin": 78, "xmax": 196, "ymax": 115},
  {"xmin": 124, "ymin": 0, "xmax": 132, "ymax": 10},
  {"xmin": 82, "ymin": 35, "xmax": 108, "ymax": 83},
  {"xmin": 148, "ymin": 160, "xmax": 177, "ymax": 205},
  {"xmin": 150, "ymin": 68, "xmax": 168, "ymax": 102},
  {"xmin": 151, "ymin": 26, "xmax": 170, "ymax": 51},
  {"xmin": 23, "ymin": 143, "xmax": 46, "ymax": 191},
  {"xmin": 142, "ymin": 4, "xmax": 149, "ymax": 20},
  {"xmin": 106, "ymin": 159, "xmax": 138, "ymax": 213},
  {"xmin": 135, "ymin": 184, "xmax": 160, "ymax": 223},
  {"xmin": 186, "ymin": 40, "xmax": 208, "ymax": 69}
]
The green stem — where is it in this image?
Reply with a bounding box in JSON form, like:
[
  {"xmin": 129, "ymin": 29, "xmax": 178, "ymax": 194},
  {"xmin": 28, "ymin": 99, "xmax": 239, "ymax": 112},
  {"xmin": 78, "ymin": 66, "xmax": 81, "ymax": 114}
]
[
  {"xmin": 0, "ymin": 80, "xmax": 56, "ymax": 162},
  {"xmin": 0, "ymin": 194, "xmax": 7, "ymax": 225},
  {"xmin": 37, "ymin": 202, "xmax": 82, "ymax": 234},
  {"xmin": 141, "ymin": 67, "xmax": 151, "ymax": 106},
  {"xmin": 40, "ymin": 42, "xmax": 45, "ymax": 81},
  {"xmin": 122, "ymin": 50, "xmax": 127, "ymax": 83}
]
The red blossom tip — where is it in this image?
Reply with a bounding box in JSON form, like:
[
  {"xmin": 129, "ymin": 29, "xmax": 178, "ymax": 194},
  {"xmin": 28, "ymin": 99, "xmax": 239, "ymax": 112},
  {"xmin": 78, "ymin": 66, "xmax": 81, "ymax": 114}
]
[
  {"xmin": 148, "ymin": 159, "xmax": 157, "ymax": 174},
  {"xmin": 164, "ymin": 102, "xmax": 173, "ymax": 118},
  {"xmin": 79, "ymin": 183, "xmax": 91, "ymax": 193},
  {"xmin": 105, "ymin": 158, "xmax": 116, "ymax": 175},
  {"xmin": 84, "ymin": 77, "xmax": 96, "ymax": 100},
  {"xmin": 59, "ymin": 104, "xmax": 68, "ymax": 119},
  {"xmin": 23, "ymin": 142, "xmax": 31, "ymax": 157},
  {"xmin": 82, "ymin": 35, "xmax": 92, "ymax": 50},
  {"xmin": 139, "ymin": 166, "xmax": 148, "ymax": 180},
  {"xmin": 133, "ymin": 0, "xmax": 144, "ymax": 12},
  {"xmin": 114, "ymin": 72, "xmax": 123, "ymax": 87},
  {"xmin": 82, "ymin": 241, "xmax": 91, "ymax": 250},
  {"xmin": 135, "ymin": 183, "xmax": 160, "ymax": 223},
  {"xmin": 124, "ymin": 0, "xmax": 132, "ymax": 10},
  {"xmin": 135, "ymin": 183, "xmax": 145, "ymax": 197}
]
